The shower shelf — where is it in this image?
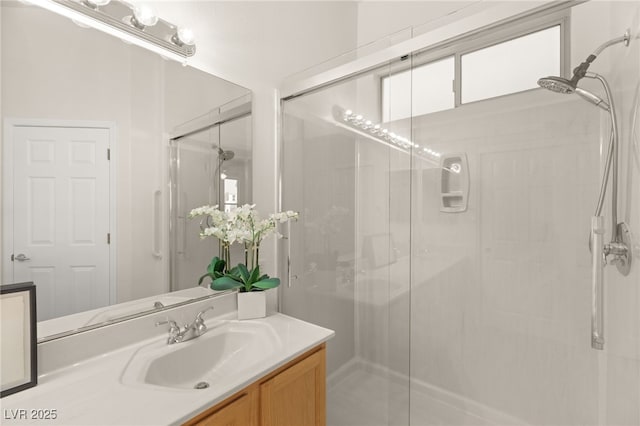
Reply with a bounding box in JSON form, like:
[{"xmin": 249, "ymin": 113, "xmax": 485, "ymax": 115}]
[{"xmin": 439, "ymin": 154, "xmax": 469, "ymax": 213}]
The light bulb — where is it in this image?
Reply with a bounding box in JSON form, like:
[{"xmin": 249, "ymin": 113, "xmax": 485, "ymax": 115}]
[
  {"xmin": 174, "ymin": 27, "xmax": 196, "ymax": 46},
  {"xmin": 132, "ymin": 4, "xmax": 158, "ymax": 28},
  {"xmin": 84, "ymin": 0, "xmax": 110, "ymax": 7}
]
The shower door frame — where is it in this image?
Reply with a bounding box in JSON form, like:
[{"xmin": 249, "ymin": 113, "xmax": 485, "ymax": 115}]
[{"xmin": 277, "ymin": 3, "xmax": 580, "ymax": 425}]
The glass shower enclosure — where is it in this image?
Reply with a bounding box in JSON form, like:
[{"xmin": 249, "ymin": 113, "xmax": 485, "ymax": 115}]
[
  {"xmin": 170, "ymin": 97, "xmax": 252, "ymax": 291},
  {"xmin": 280, "ymin": 2, "xmax": 640, "ymax": 425}
]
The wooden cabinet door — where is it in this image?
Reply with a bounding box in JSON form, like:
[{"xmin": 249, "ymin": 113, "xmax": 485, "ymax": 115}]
[
  {"xmin": 185, "ymin": 386, "xmax": 258, "ymax": 426},
  {"xmin": 260, "ymin": 348, "xmax": 326, "ymax": 426}
]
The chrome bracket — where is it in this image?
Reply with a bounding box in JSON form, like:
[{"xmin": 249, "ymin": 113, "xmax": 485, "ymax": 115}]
[{"xmin": 612, "ymin": 222, "xmax": 632, "ymax": 276}]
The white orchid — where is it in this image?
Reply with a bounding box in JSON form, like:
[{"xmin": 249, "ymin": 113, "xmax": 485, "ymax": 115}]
[{"xmin": 189, "ymin": 204, "xmax": 299, "ymax": 269}]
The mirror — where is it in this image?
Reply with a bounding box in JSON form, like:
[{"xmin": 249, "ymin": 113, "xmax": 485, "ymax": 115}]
[{"xmin": 1, "ymin": 2, "xmax": 252, "ymax": 340}]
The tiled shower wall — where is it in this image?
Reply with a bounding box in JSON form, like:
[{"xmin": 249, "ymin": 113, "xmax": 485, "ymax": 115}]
[{"xmin": 406, "ymin": 97, "xmax": 603, "ymax": 425}]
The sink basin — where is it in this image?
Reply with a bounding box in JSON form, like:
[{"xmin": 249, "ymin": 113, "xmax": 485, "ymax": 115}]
[{"xmin": 121, "ymin": 319, "xmax": 281, "ymax": 390}]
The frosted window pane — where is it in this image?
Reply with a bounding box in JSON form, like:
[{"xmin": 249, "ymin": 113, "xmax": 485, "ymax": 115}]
[
  {"xmin": 382, "ymin": 56, "xmax": 454, "ymax": 122},
  {"xmin": 382, "ymin": 69, "xmax": 411, "ymax": 122},
  {"xmin": 461, "ymin": 25, "xmax": 560, "ymax": 104},
  {"xmin": 411, "ymin": 57, "xmax": 455, "ymax": 117}
]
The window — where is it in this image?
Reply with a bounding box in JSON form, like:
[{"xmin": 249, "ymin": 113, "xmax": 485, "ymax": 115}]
[
  {"xmin": 382, "ymin": 56, "xmax": 455, "ymax": 122},
  {"xmin": 461, "ymin": 25, "xmax": 561, "ymax": 104},
  {"xmin": 380, "ymin": 21, "xmax": 564, "ymax": 119},
  {"xmin": 223, "ymin": 178, "xmax": 238, "ymax": 212}
]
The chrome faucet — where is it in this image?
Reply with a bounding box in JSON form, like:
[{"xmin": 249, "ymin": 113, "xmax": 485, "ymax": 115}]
[{"xmin": 155, "ymin": 306, "xmax": 214, "ymax": 344}]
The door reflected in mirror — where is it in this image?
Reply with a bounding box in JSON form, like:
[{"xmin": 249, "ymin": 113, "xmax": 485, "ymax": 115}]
[{"xmin": 1, "ymin": 2, "xmax": 252, "ymax": 340}]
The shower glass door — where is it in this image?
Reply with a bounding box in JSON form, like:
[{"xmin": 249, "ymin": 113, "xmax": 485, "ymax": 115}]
[
  {"xmin": 170, "ymin": 125, "xmax": 219, "ymax": 292},
  {"xmin": 282, "ymin": 3, "xmax": 640, "ymax": 424},
  {"xmin": 282, "ymin": 63, "xmax": 604, "ymax": 425},
  {"xmin": 281, "ymin": 59, "xmax": 412, "ymax": 425}
]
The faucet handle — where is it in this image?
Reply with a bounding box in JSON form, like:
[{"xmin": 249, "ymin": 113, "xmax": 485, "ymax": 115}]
[
  {"xmin": 193, "ymin": 306, "xmax": 214, "ymax": 336},
  {"xmin": 156, "ymin": 319, "xmax": 180, "ymax": 331},
  {"xmin": 196, "ymin": 306, "xmax": 214, "ymax": 323},
  {"xmin": 156, "ymin": 319, "xmax": 182, "ymax": 344}
]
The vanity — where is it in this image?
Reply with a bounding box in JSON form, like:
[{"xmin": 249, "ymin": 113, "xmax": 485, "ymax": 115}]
[
  {"xmin": 185, "ymin": 344, "xmax": 326, "ymax": 426},
  {"xmin": 1, "ymin": 292, "xmax": 334, "ymax": 425}
]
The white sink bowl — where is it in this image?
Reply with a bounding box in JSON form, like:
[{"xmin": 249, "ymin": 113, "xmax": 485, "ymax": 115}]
[{"xmin": 121, "ymin": 320, "xmax": 281, "ymax": 390}]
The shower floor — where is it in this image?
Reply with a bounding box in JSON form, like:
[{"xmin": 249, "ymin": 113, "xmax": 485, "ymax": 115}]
[
  {"xmin": 327, "ymin": 366, "xmax": 408, "ymax": 426},
  {"xmin": 327, "ymin": 360, "xmax": 524, "ymax": 426}
]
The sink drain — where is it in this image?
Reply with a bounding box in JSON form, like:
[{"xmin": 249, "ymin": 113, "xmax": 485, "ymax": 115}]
[{"xmin": 194, "ymin": 381, "xmax": 210, "ymax": 390}]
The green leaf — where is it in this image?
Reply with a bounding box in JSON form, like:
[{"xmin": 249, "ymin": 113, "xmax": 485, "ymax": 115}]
[
  {"xmin": 207, "ymin": 257, "xmax": 225, "ymax": 274},
  {"xmin": 252, "ymin": 277, "xmax": 280, "ymax": 290},
  {"xmin": 211, "ymin": 276, "xmax": 243, "ymax": 290},
  {"xmin": 198, "ymin": 273, "xmax": 213, "ymax": 286},
  {"xmin": 214, "ymin": 258, "xmax": 226, "ymax": 273},
  {"xmin": 248, "ymin": 265, "xmax": 261, "ymax": 285},
  {"xmin": 237, "ymin": 264, "xmax": 250, "ymax": 283},
  {"xmin": 258, "ymin": 274, "xmax": 269, "ymax": 282}
]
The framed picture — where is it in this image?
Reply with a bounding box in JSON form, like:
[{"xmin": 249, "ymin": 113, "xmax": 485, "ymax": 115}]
[{"xmin": 1, "ymin": 282, "xmax": 37, "ymax": 398}]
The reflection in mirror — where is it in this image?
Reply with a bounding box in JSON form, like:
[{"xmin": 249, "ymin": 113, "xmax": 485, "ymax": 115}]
[
  {"xmin": 170, "ymin": 102, "xmax": 252, "ymax": 292},
  {"xmin": 0, "ymin": 2, "xmax": 252, "ymax": 341}
]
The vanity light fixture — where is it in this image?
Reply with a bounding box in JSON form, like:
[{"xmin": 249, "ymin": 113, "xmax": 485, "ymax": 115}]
[
  {"xmin": 332, "ymin": 105, "xmax": 442, "ymax": 162},
  {"xmin": 27, "ymin": 0, "xmax": 196, "ymax": 62}
]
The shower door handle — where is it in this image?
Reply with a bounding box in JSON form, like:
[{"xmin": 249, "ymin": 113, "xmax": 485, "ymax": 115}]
[
  {"xmin": 591, "ymin": 216, "xmax": 605, "ymax": 350},
  {"xmin": 152, "ymin": 190, "xmax": 162, "ymax": 259}
]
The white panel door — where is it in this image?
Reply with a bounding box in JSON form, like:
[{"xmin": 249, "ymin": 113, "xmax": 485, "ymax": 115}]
[{"xmin": 10, "ymin": 125, "xmax": 111, "ymax": 321}]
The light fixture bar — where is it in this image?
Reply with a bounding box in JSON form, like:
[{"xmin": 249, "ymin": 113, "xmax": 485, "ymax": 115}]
[
  {"xmin": 27, "ymin": 0, "xmax": 195, "ymax": 62},
  {"xmin": 331, "ymin": 105, "xmax": 442, "ymax": 163}
]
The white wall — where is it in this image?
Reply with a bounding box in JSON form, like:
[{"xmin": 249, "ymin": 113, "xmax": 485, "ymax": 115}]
[{"xmin": 356, "ymin": 1, "xmax": 476, "ymax": 46}]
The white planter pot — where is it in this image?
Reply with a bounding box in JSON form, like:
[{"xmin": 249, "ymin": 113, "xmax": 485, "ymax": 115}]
[{"xmin": 237, "ymin": 291, "xmax": 266, "ymax": 320}]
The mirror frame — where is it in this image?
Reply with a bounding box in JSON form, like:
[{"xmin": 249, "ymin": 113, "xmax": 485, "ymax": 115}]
[{"xmin": 38, "ymin": 290, "xmax": 235, "ymax": 342}]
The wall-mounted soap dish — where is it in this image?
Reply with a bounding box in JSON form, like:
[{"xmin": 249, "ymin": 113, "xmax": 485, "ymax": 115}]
[{"xmin": 438, "ymin": 153, "xmax": 469, "ymax": 213}]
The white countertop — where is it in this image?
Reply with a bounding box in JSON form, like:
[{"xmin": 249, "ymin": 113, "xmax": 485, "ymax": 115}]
[{"xmin": 1, "ymin": 313, "xmax": 334, "ymax": 426}]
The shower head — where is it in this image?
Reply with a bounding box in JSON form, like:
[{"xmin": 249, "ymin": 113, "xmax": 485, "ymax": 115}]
[
  {"xmin": 537, "ymin": 76, "xmax": 576, "ymax": 94},
  {"xmin": 537, "ymin": 75, "xmax": 611, "ymax": 111},
  {"xmin": 538, "ymin": 31, "xmax": 630, "ymax": 97},
  {"xmin": 216, "ymin": 147, "xmax": 235, "ymax": 161}
]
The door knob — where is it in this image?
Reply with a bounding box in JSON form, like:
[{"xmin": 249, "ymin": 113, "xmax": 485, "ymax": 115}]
[{"xmin": 14, "ymin": 253, "xmax": 31, "ymax": 262}]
